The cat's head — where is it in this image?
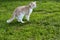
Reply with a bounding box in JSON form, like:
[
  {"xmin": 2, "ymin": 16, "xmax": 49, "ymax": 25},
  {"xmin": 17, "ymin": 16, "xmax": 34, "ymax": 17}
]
[{"xmin": 29, "ymin": 1, "xmax": 36, "ymax": 8}]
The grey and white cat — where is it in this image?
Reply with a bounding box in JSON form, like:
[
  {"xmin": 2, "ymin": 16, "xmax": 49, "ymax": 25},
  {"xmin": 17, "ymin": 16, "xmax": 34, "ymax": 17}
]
[{"xmin": 7, "ymin": 1, "xmax": 36, "ymax": 23}]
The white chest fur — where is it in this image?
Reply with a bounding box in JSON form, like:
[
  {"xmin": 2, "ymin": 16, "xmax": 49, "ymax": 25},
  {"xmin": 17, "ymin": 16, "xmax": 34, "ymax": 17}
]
[{"xmin": 29, "ymin": 8, "xmax": 33, "ymax": 15}]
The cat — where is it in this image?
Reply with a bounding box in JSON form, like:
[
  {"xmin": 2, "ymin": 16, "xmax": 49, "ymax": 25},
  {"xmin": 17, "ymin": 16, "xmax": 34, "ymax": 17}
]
[{"xmin": 7, "ymin": 1, "xmax": 36, "ymax": 23}]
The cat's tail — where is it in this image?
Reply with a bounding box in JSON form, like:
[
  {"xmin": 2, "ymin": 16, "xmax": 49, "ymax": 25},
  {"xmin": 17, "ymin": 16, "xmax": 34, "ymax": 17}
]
[{"xmin": 7, "ymin": 14, "xmax": 15, "ymax": 23}]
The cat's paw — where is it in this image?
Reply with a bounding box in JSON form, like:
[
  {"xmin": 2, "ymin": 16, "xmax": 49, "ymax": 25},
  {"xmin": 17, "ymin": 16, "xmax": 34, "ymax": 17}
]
[
  {"xmin": 26, "ymin": 19, "xmax": 29, "ymax": 21},
  {"xmin": 21, "ymin": 21, "xmax": 25, "ymax": 23},
  {"xmin": 27, "ymin": 20, "xmax": 29, "ymax": 22}
]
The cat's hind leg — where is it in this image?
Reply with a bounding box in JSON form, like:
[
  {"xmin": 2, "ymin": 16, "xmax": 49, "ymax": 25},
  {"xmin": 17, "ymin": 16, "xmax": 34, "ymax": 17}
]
[{"xmin": 17, "ymin": 13, "xmax": 25, "ymax": 23}]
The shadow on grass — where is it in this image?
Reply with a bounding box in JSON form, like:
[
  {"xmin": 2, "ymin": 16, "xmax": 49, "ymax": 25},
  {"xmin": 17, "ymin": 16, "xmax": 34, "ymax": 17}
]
[
  {"xmin": 6, "ymin": 21, "xmax": 31, "ymax": 27},
  {"xmin": 0, "ymin": 20, "xmax": 32, "ymax": 29},
  {"xmin": 0, "ymin": 20, "xmax": 32, "ymax": 34}
]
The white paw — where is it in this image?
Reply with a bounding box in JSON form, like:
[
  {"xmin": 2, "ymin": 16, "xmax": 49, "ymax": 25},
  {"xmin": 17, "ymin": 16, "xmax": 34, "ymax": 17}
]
[
  {"xmin": 27, "ymin": 20, "xmax": 29, "ymax": 21},
  {"xmin": 21, "ymin": 21, "xmax": 25, "ymax": 23},
  {"xmin": 27, "ymin": 19, "xmax": 29, "ymax": 21}
]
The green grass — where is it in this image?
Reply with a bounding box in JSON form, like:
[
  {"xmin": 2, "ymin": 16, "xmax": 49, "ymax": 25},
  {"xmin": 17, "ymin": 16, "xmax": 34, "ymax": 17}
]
[{"xmin": 0, "ymin": 1, "xmax": 60, "ymax": 40}]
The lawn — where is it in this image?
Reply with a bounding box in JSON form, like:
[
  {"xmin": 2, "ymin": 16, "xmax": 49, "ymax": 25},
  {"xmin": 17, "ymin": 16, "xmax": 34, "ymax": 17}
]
[{"xmin": 0, "ymin": 0, "xmax": 60, "ymax": 40}]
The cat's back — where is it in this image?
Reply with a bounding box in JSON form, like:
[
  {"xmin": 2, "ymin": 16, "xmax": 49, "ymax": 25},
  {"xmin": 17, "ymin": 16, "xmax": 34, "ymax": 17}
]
[
  {"xmin": 15, "ymin": 6, "xmax": 29, "ymax": 12},
  {"xmin": 14, "ymin": 6, "xmax": 29, "ymax": 16},
  {"xmin": 15, "ymin": 6, "xmax": 25, "ymax": 11}
]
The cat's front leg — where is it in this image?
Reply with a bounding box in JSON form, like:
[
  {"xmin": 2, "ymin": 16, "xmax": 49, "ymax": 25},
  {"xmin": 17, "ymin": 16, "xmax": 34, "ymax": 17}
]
[{"xmin": 25, "ymin": 15, "xmax": 30, "ymax": 21}]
